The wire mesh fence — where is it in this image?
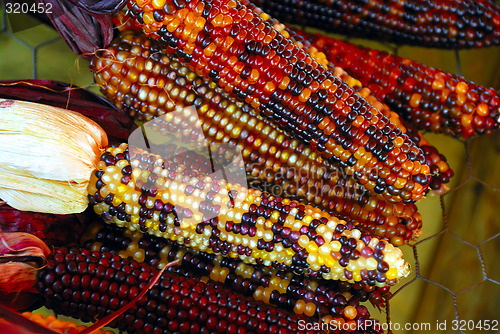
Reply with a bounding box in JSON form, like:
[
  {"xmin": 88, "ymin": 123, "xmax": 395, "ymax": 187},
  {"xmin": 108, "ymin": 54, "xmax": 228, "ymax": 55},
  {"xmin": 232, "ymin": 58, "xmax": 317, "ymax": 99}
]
[{"xmin": 0, "ymin": 2, "xmax": 499, "ymax": 333}]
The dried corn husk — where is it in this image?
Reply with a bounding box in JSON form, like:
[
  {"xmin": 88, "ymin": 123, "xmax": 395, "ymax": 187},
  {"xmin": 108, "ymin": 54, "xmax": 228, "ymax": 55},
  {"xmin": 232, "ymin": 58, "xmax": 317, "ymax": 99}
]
[{"xmin": 0, "ymin": 99, "xmax": 108, "ymax": 214}]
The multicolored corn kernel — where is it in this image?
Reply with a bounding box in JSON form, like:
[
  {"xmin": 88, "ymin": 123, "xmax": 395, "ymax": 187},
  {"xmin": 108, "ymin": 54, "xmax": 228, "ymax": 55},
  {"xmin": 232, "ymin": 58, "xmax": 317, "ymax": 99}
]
[
  {"xmin": 248, "ymin": 0, "xmax": 500, "ymax": 49},
  {"xmin": 91, "ymin": 30, "xmax": 423, "ymax": 244},
  {"xmin": 36, "ymin": 247, "xmax": 320, "ymax": 334},
  {"xmin": 88, "ymin": 143, "xmax": 411, "ymax": 285},
  {"xmin": 84, "ymin": 222, "xmax": 390, "ymax": 322},
  {"xmin": 126, "ymin": 0, "xmax": 433, "ymax": 203},
  {"xmin": 301, "ymin": 31, "xmax": 500, "ymax": 138}
]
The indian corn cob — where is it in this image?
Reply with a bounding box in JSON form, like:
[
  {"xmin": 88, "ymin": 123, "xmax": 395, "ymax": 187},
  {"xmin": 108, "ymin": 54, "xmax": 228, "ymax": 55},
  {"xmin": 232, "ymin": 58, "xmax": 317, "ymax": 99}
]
[
  {"xmin": 248, "ymin": 0, "xmax": 500, "ymax": 49},
  {"xmin": 336, "ymin": 70, "xmax": 454, "ymax": 193},
  {"xmin": 126, "ymin": 0, "xmax": 433, "ymax": 203},
  {"xmin": 112, "ymin": 10, "xmax": 450, "ymax": 199},
  {"xmin": 83, "ymin": 222, "xmax": 390, "ymax": 321},
  {"xmin": 35, "ymin": 246, "xmax": 335, "ymax": 334},
  {"xmin": 88, "ymin": 142, "xmax": 410, "ymax": 285},
  {"xmin": 91, "ymin": 29, "xmax": 424, "ymax": 245},
  {"xmin": 301, "ymin": 30, "xmax": 500, "ymax": 138}
]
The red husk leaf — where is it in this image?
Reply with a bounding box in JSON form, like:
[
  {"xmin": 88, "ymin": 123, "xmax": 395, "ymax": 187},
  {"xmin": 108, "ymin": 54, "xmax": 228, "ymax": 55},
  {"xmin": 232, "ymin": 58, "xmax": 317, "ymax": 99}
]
[
  {"xmin": 67, "ymin": 0, "xmax": 127, "ymax": 15},
  {"xmin": 35, "ymin": 0, "xmax": 114, "ymax": 57},
  {"xmin": 0, "ymin": 233, "xmax": 50, "ymax": 296},
  {"xmin": 0, "ymin": 232, "xmax": 51, "ymax": 259},
  {"xmin": 0, "ymin": 263, "xmax": 39, "ymax": 294},
  {"xmin": 0, "ymin": 79, "xmax": 135, "ymax": 142}
]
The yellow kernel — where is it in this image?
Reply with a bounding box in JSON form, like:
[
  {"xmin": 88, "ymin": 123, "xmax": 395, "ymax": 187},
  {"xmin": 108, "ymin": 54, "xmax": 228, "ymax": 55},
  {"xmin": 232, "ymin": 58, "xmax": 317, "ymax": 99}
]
[
  {"xmin": 432, "ymin": 79, "xmax": 444, "ymax": 90},
  {"xmin": 476, "ymin": 103, "xmax": 489, "ymax": 117},
  {"xmin": 331, "ymin": 240, "xmax": 342, "ymax": 252},
  {"xmin": 306, "ymin": 241, "xmax": 318, "ymax": 254},
  {"xmin": 318, "ymin": 244, "xmax": 331, "ymax": 255},
  {"xmin": 353, "ymin": 270, "xmax": 362, "ymax": 282},
  {"xmin": 455, "ymin": 81, "xmax": 468, "ymax": 94},
  {"xmin": 151, "ymin": 0, "xmax": 165, "ymax": 9},
  {"xmin": 278, "ymin": 77, "xmax": 290, "ymax": 90},
  {"xmin": 394, "ymin": 177, "xmax": 406, "ymax": 189},
  {"xmin": 136, "ymin": 0, "xmax": 150, "ymax": 7},
  {"xmin": 294, "ymin": 299, "xmax": 306, "ymax": 315},
  {"xmin": 298, "ymin": 235, "xmax": 309, "ymax": 248},
  {"xmin": 366, "ymin": 258, "xmax": 378, "ymax": 270},
  {"xmin": 344, "ymin": 306, "xmax": 357, "ymax": 320},
  {"xmin": 386, "ymin": 268, "xmax": 398, "ymax": 280},
  {"xmin": 133, "ymin": 249, "xmax": 145, "ymax": 263},
  {"xmin": 112, "ymin": 197, "xmax": 122, "ymax": 207},
  {"xmin": 304, "ymin": 302, "xmax": 316, "ymax": 317}
]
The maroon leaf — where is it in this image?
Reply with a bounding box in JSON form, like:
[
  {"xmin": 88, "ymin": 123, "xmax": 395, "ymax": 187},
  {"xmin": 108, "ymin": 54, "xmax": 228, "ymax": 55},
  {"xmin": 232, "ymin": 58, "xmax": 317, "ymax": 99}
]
[
  {"xmin": 35, "ymin": 0, "xmax": 114, "ymax": 57},
  {"xmin": 67, "ymin": 0, "xmax": 127, "ymax": 15},
  {"xmin": 0, "ymin": 79, "xmax": 135, "ymax": 141}
]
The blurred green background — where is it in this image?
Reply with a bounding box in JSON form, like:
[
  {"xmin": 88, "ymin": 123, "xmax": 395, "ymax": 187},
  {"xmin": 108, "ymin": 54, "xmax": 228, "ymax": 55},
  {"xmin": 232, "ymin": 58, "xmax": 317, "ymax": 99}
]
[{"xmin": 1, "ymin": 3, "xmax": 499, "ymax": 333}]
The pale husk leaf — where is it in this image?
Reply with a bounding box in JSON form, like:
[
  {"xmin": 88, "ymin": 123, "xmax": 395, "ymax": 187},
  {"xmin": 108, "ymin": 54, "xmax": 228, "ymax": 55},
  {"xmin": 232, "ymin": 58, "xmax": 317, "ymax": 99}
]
[{"xmin": 0, "ymin": 99, "xmax": 108, "ymax": 214}]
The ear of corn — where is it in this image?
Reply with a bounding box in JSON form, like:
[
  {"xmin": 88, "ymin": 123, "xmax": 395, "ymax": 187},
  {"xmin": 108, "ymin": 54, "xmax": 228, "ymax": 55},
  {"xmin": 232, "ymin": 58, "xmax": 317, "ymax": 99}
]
[
  {"xmin": 0, "ymin": 99, "xmax": 107, "ymax": 214},
  {"xmin": 126, "ymin": 0, "xmax": 433, "ymax": 203},
  {"xmin": 84, "ymin": 222, "xmax": 390, "ymax": 322},
  {"xmin": 92, "ymin": 29, "xmax": 424, "ymax": 245},
  {"xmin": 88, "ymin": 143, "xmax": 410, "ymax": 285},
  {"xmin": 300, "ymin": 30, "xmax": 500, "ymax": 139},
  {"xmin": 36, "ymin": 246, "xmax": 332, "ymax": 334},
  {"xmin": 247, "ymin": 0, "xmax": 500, "ymax": 49}
]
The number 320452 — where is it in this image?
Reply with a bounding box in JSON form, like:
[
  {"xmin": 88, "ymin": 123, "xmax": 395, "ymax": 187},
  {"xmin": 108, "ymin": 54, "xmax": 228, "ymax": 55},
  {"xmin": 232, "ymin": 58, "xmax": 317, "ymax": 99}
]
[
  {"xmin": 5, "ymin": 2, "xmax": 52, "ymax": 14},
  {"xmin": 452, "ymin": 320, "xmax": 498, "ymax": 331}
]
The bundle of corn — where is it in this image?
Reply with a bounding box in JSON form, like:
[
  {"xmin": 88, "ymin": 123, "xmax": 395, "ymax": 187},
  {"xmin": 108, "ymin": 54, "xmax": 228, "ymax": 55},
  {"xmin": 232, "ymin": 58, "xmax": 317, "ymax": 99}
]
[
  {"xmin": 125, "ymin": 0, "xmax": 433, "ymax": 204},
  {"xmin": 91, "ymin": 29, "xmax": 425, "ymax": 245}
]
